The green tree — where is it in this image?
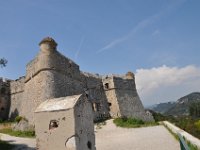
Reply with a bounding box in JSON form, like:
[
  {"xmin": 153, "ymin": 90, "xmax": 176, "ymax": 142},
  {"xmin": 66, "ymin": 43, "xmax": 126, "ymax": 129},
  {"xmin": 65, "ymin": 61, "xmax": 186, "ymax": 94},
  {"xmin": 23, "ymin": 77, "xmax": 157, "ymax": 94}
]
[
  {"xmin": 189, "ymin": 103, "xmax": 195, "ymax": 116},
  {"xmin": 189, "ymin": 102, "xmax": 200, "ymax": 117},
  {"xmin": 0, "ymin": 58, "xmax": 7, "ymax": 68}
]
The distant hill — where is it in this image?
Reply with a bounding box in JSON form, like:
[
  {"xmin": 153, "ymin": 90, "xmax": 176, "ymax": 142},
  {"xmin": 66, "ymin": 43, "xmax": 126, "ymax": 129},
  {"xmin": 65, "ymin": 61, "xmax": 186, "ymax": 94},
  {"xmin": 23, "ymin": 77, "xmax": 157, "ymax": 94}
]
[
  {"xmin": 150, "ymin": 92, "xmax": 200, "ymax": 116},
  {"xmin": 150, "ymin": 102, "xmax": 175, "ymax": 114},
  {"xmin": 165, "ymin": 92, "xmax": 200, "ymax": 116}
]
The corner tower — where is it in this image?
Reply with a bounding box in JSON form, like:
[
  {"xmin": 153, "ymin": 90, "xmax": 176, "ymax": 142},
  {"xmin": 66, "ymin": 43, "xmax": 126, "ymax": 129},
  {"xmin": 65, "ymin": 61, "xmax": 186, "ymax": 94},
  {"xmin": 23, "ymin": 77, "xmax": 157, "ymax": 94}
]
[
  {"xmin": 22, "ymin": 37, "xmax": 85, "ymax": 124},
  {"xmin": 102, "ymin": 72, "xmax": 154, "ymax": 122}
]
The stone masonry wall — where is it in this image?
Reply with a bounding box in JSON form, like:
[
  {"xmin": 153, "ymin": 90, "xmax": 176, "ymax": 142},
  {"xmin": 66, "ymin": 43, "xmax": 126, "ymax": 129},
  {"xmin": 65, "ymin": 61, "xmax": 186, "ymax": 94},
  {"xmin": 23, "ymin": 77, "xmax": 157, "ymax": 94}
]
[
  {"xmin": 82, "ymin": 72, "xmax": 110, "ymax": 121},
  {"xmin": 103, "ymin": 75, "xmax": 154, "ymax": 122},
  {"xmin": 22, "ymin": 48, "xmax": 85, "ymax": 125},
  {"xmin": 102, "ymin": 76, "xmax": 120, "ymax": 118},
  {"xmin": 23, "ymin": 71, "xmax": 55, "ymax": 124},
  {"xmin": 9, "ymin": 77, "xmax": 25, "ymax": 119},
  {"xmin": 0, "ymin": 78, "xmax": 11, "ymax": 120},
  {"xmin": 114, "ymin": 76, "xmax": 154, "ymax": 121}
]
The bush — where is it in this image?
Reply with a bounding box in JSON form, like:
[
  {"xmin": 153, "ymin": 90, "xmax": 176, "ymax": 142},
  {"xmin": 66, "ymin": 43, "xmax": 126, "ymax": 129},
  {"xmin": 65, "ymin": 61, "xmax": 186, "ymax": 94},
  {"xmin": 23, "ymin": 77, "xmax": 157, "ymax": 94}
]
[
  {"xmin": 194, "ymin": 120, "xmax": 200, "ymax": 131},
  {"xmin": 188, "ymin": 141, "xmax": 198, "ymax": 150},
  {"xmin": 113, "ymin": 117, "xmax": 157, "ymax": 128},
  {"xmin": 170, "ymin": 117, "xmax": 200, "ymax": 139},
  {"xmin": 189, "ymin": 102, "xmax": 200, "ymax": 117},
  {"xmin": 151, "ymin": 111, "xmax": 167, "ymax": 122},
  {"xmin": 14, "ymin": 116, "xmax": 23, "ymax": 123}
]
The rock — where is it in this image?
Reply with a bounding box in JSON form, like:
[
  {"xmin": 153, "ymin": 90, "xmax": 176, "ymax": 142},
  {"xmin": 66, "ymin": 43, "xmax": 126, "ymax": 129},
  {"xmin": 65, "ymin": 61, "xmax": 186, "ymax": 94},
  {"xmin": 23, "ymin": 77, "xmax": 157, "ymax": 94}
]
[{"xmin": 12, "ymin": 119, "xmax": 34, "ymax": 132}]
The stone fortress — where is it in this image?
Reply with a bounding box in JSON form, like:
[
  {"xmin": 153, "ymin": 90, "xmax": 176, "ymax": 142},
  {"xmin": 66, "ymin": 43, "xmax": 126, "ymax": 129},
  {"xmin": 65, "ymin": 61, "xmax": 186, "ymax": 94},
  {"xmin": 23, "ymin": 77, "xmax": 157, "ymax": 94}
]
[{"xmin": 0, "ymin": 37, "xmax": 154, "ymax": 125}]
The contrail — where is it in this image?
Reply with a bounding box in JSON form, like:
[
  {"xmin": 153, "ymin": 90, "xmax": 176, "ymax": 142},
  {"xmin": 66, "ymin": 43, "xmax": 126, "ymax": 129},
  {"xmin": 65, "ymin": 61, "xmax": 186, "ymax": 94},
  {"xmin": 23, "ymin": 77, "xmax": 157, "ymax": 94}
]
[
  {"xmin": 75, "ymin": 36, "xmax": 85, "ymax": 61},
  {"xmin": 96, "ymin": 0, "xmax": 186, "ymax": 54}
]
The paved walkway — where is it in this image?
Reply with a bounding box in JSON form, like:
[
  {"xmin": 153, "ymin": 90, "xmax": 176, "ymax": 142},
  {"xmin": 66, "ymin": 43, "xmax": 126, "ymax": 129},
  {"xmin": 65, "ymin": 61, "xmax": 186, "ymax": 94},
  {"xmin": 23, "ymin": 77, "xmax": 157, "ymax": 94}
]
[
  {"xmin": 0, "ymin": 120, "xmax": 180, "ymax": 150},
  {"xmin": 95, "ymin": 120, "xmax": 180, "ymax": 150}
]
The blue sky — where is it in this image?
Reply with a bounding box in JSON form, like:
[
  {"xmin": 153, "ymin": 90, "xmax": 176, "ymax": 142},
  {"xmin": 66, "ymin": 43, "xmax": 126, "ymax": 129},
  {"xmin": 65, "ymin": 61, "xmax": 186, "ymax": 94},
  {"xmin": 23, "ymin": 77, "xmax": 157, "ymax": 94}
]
[{"xmin": 0, "ymin": 0, "xmax": 200, "ymax": 105}]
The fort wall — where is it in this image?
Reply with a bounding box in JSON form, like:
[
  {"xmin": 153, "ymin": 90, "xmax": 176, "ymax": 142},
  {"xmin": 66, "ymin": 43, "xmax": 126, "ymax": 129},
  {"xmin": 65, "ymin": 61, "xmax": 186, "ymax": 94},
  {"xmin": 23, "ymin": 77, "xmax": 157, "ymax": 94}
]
[
  {"xmin": 102, "ymin": 76, "xmax": 120, "ymax": 118},
  {"xmin": 103, "ymin": 75, "xmax": 154, "ymax": 122},
  {"xmin": 22, "ymin": 42, "xmax": 85, "ymax": 124},
  {"xmin": 2, "ymin": 37, "xmax": 154, "ymax": 125},
  {"xmin": 9, "ymin": 77, "xmax": 25, "ymax": 119},
  {"xmin": 0, "ymin": 78, "xmax": 11, "ymax": 120},
  {"xmin": 83, "ymin": 72, "xmax": 110, "ymax": 121}
]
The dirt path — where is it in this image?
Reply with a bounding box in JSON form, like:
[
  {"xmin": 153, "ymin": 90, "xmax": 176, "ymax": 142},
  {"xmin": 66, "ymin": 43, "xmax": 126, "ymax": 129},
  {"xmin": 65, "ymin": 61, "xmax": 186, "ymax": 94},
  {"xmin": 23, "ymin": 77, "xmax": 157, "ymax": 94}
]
[
  {"xmin": 95, "ymin": 120, "xmax": 180, "ymax": 150},
  {"xmin": 0, "ymin": 120, "xmax": 180, "ymax": 150}
]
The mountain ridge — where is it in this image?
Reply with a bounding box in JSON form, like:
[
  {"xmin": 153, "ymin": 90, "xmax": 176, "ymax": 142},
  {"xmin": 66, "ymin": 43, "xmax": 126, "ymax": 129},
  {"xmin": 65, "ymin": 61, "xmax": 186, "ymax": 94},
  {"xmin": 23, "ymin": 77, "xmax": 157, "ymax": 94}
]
[{"xmin": 150, "ymin": 92, "xmax": 200, "ymax": 116}]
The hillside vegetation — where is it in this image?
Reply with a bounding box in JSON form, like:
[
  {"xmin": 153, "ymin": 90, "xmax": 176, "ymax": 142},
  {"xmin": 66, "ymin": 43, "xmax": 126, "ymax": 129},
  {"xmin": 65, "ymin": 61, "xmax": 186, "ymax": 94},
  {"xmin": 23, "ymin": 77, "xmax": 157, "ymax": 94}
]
[
  {"xmin": 150, "ymin": 92, "xmax": 200, "ymax": 116},
  {"xmin": 149, "ymin": 92, "xmax": 200, "ymax": 140},
  {"xmin": 151, "ymin": 102, "xmax": 175, "ymax": 114},
  {"xmin": 150, "ymin": 110, "xmax": 200, "ymax": 139}
]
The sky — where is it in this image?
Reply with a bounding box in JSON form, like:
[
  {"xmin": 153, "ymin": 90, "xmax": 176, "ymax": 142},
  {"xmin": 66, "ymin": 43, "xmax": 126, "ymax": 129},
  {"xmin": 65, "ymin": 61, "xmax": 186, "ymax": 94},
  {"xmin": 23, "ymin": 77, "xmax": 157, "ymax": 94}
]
[{"xmin": 0, "ymin": 0, "xmax": 200, "ymax": 106}]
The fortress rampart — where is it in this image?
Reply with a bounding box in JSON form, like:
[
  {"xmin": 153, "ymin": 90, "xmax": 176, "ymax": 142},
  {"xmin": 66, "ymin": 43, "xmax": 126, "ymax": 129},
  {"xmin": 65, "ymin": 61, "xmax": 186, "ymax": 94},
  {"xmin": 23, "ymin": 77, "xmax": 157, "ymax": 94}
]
[{"xmin": 1, "ymin": 37, "xmax": 154, "ymax": 124}]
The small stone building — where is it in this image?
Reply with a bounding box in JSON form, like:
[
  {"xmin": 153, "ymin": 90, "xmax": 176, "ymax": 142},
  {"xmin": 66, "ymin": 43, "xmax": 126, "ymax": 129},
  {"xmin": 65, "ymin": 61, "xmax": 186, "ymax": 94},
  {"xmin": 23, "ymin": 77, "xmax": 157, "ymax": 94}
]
[{"xmin": 35, "ymin": 94, "xmax": 96, "ymax": 150}]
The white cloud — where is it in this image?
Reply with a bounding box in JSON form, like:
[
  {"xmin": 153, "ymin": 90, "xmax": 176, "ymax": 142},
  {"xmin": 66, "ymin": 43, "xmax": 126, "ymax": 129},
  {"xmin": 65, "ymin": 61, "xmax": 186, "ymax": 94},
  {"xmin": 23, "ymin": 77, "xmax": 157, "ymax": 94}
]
[{"xmin": 135, "ymin": 65, "xmax": 200, "ymax": 106}]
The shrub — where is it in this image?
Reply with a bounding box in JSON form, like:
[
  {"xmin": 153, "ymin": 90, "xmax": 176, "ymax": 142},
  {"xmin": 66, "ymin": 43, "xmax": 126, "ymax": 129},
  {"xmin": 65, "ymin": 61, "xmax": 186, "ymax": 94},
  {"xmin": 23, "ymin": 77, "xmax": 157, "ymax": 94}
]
[
  {"xmin": 14, "ymin": 116, "xmax": 22, "ymax": 123},
  {"xmin": 187, "ymin": 141, "xmax": 198, "ymax": 150},
  {"xmin": 169, "ymin": 117, "xmax": 200, "ymax": 139},
  {"xmin": 194, "ymin": 120, "xmax": 200, "ymax": 131},
  {"xmin": 151, "ymin": 111, "xmax": 166, "ymax": 122},
  {"xmin": 114, "ymin": 117, "xmax": 148, "ymax": 128},
  {"xmin": 14, "ymin": 116, "xmax": 23, "ymax": 123}
]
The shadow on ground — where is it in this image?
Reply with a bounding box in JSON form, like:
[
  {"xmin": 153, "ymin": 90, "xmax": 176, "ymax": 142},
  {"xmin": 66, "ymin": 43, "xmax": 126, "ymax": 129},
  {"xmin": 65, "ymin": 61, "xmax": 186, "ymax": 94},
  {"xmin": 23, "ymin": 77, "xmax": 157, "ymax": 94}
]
[
  {"xmin": 12, "ymin": 143, "xmax": 35, "ymax": 150},
  {"xmin": 0, "ymin": 140, "xmax": 35, "ymax": 150}
]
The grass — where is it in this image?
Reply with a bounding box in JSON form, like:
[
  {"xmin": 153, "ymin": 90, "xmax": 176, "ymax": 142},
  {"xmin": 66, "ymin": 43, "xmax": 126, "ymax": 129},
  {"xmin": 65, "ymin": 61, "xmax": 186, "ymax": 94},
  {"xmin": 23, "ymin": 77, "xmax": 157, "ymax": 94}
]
[
  {"xmin": 187, "ymin": 141, "xmax": 198, "ymax": 150},
  {"xmin": 0, "ymin": 117, "xmax": 35, "ymax": 138},
  {"xmin": 113, "ymin": 117, "xmax": 158, "ymax": 128},
  {"xmin": 0, "ymin": 140, "xmax": 14, "ymax": 150},
  {"xmin": 0, "ymin": 128, "xmax": 35, "ymax": 138}
]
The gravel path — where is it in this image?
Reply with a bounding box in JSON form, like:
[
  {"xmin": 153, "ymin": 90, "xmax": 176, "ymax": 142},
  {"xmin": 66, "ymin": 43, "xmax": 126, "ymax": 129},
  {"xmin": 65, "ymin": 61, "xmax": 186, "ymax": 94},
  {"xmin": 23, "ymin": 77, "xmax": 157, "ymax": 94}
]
[
  {"xmin": 0, "ymin": 133, "xmax": 36, "ymax": 150},
  {"xmin": 0, "ymin": 120, "xmax": 180, "ymax": 150},
  {"xmin": 95, "ymin": 120, "xmax": 180, "ymax": 150}
]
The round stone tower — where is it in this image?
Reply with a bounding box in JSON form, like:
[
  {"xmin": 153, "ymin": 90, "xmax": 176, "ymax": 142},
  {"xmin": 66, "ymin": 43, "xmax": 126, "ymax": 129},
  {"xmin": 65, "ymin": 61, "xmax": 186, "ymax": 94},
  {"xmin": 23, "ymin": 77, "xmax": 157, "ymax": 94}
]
[{"xmin": 39, "ymin": 37, "xmax": 58, "ymax": 54}]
